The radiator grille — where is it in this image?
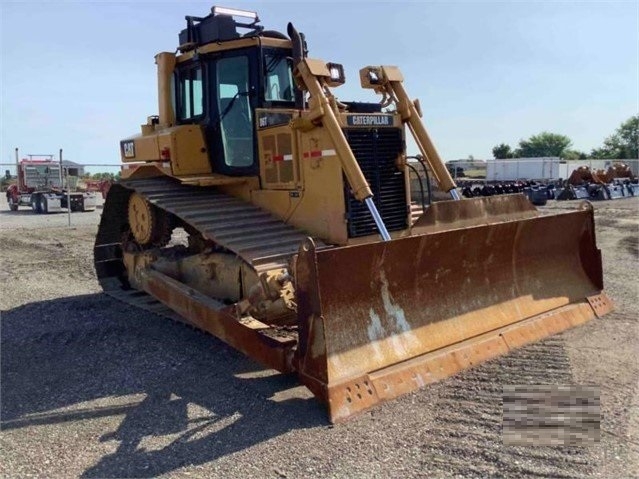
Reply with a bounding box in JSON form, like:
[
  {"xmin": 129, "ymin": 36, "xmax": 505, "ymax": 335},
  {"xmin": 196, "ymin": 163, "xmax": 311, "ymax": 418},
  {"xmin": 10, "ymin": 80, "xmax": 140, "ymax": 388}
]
[{"xmin": 343, "ymin": 128, "xmax": 407, "ymax": 238}]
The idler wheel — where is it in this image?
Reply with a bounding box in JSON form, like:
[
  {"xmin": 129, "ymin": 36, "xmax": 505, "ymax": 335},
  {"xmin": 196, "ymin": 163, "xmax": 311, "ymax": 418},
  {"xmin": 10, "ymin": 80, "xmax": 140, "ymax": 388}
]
[{"xmin": 127, "ymin": 192, "xmax": 172, "ymax": 246}]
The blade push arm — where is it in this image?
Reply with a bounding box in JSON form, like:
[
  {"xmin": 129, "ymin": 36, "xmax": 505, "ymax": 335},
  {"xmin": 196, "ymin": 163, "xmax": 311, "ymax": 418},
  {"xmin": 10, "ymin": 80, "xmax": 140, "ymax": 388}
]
[
  {"xmin": 294, "ymin": 59, "xmax": 391, "ymax": 240},
  {"xmin": 295, "ymin": 59, "xmax": 373, "ymax": 201},
  {"xmin": 360, "ymin": 66, "xmax": 460, "ymax": 200}
]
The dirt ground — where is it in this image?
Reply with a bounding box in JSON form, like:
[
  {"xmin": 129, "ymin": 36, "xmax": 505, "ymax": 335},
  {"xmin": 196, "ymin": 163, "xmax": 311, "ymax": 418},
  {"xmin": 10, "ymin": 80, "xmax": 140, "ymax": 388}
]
[{"xmin": 1, "ymin": 194, "xmax": 637, "ymax": 478}]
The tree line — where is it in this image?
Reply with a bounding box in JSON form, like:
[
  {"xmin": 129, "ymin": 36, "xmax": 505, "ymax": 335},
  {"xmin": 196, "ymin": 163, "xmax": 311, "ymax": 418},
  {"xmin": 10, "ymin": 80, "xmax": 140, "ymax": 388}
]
[
  {"xmin": 83, "ymin": 171, "xmax": 120, "ymax": 181},
  {"xmin": 492, "ymin": 116, "xmax": 638, "ymax": 160}
]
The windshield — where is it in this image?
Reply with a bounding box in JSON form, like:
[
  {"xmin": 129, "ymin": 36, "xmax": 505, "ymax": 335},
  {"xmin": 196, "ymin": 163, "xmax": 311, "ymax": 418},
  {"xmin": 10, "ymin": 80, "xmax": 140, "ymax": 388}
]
[
  {"xmin": 264, "ymin": 52, "xmax": 294, "ymax": 102},
  {"xmin": 24, "ymin": 164, "xmax": 61, "ymax": 188}
]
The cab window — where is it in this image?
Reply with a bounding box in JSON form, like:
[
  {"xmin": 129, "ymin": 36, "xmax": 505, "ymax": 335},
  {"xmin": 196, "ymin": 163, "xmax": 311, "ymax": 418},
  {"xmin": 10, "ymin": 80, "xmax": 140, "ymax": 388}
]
[
  {"xmin": 179, "ymin": 66, "xmax": 204, "ymax": 120},
  {"xmin": 264, "ymin": 52, "xmax": 294, "ymax": 102}
]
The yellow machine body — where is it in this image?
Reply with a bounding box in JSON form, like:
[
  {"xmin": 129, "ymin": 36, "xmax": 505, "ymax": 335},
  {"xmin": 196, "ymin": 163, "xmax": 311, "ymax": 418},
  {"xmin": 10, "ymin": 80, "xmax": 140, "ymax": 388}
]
[{"xmin": 95, "ymin": 6, "xmax": 613, "ymax": 422}]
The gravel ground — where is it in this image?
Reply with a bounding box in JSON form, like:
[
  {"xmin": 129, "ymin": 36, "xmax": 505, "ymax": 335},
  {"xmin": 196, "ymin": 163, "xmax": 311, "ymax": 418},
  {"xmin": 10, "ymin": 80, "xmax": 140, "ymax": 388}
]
[{"xmin": 1, "ymin": 194, "xmax": 637, "ymax": 478}]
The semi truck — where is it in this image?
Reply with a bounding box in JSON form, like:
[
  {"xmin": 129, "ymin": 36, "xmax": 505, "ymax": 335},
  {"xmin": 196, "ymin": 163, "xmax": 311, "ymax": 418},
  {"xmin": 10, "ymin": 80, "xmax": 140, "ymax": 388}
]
[{"xmin": 6, "ymin": 148, "xmax": 97, "ymax": 213}]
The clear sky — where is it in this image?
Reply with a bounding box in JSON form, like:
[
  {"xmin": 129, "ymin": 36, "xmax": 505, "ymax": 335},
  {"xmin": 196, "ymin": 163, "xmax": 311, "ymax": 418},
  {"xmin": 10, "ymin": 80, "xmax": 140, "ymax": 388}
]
[{"xmin": 1, "ymin": 1, "xmax": 637, "ymax": 167}]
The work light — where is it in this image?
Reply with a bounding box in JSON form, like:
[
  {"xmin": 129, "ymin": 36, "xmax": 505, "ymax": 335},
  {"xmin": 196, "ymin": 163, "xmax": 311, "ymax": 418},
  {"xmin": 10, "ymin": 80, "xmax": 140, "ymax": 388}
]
[{"xmin": 211, "ymin": 6, "xmax": 258, "ymax": 20}]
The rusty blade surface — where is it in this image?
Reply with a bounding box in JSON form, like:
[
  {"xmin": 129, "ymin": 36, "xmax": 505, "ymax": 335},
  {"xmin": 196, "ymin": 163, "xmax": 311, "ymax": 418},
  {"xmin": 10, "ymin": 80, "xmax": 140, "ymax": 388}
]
[
  {"xmin": 412, "ymin": 194, "xmax": 538, "ymax": 233},
  {"xmin": 295, "ymin": 201, "xmax": 607, "ymax": 422}
]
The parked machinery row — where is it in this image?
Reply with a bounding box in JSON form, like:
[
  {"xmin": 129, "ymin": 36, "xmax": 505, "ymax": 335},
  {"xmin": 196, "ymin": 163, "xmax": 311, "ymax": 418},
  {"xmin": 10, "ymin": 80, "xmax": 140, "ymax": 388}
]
[
  {"xmin": 460, "ymin": 176, "xmax": 639, "ymax": 205},
  {"xmin": 460, "ymin": 181, "xmax": 554, "ymax": 206},
  {"xmin": 558, "ymin": 163, "xmax": 638, "ymax": 201},
  {"xmin": 556, "ymin": 179, "xmax": 639, "ymax": 201}
]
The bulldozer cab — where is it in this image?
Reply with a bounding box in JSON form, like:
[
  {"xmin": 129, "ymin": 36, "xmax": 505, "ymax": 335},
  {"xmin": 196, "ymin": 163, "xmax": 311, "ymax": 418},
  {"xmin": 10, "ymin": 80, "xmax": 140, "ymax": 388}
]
[{"xmin": 173, "ymin": 10, "xmax": 295, "ymax": 176}]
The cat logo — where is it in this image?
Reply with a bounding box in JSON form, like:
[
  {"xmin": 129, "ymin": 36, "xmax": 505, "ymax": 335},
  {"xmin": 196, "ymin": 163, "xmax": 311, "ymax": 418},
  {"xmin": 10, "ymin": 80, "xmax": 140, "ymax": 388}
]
[
  {"xmin": 121, "ymin": 140, "xmax": 135, "ymax": 158},
  {"xmin": 347, "ymin": 115, "xmax": 394, "ymax": 127}
]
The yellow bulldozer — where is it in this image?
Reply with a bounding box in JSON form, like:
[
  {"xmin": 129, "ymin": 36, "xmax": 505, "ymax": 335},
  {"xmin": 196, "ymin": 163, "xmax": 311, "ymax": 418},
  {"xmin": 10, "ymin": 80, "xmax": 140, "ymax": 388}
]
[{"xmin": 95, "ymin": 6, "xmax": 613, "ymax": 422}]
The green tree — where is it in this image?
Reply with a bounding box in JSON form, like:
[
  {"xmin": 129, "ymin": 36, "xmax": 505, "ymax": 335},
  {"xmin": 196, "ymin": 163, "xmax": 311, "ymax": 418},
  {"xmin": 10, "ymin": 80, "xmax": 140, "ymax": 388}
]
[
  {"xmin": 0, "ymin": 176, "xmax": 15, "ymax": 192},
  {"xmin": 590, "ymin": 115, "xmax": 639, "ymax": 159},
  {"xmin": 562, "ymin": 149, "xmax": 588, "ymax": 160},
  {"xmin": 91, "ymin": 172, "xmax": 116, "ymax": 181},
  {"xmin": 517, "ymin": 132, "xmax": 572, "ymax": 157},
  {"xmin": 492, "ymin": 143, "xmax": 513, "ymax": 159}
]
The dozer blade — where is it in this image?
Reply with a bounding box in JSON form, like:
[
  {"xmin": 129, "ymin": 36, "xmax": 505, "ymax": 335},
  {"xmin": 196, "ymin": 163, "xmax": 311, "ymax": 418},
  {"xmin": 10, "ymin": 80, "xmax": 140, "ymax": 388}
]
[{"xmin": 294, "ymin": 195, "xmax": 613, "ymax": 422}]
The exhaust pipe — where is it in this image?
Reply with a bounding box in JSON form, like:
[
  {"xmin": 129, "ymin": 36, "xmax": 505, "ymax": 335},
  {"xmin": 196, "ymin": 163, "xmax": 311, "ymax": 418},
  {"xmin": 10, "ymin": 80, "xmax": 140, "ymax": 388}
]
[
  {"xmin": 15, "ymin": 147, "xmax": 22, "ymax": 191},
  {"xmin": 287, "ymin": 22, "xmax": 306, "ymax": 110},
  {"xmin": 156, "ymin": 52, "xmax": 177, "ymax": 127}
]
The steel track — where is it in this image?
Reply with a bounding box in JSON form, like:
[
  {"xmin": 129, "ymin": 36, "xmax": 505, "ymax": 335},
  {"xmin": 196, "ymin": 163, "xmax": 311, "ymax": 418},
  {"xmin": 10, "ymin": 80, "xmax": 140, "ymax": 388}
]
[{"xmin": 93, "ymin": 176, "xmax": 325, "ymax": 322}]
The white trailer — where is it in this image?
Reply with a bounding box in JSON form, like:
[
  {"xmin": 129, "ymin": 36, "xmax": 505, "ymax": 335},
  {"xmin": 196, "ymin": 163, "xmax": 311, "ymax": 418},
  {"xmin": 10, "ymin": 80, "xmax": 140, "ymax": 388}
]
[{"xmin": 486, "ymin": 157, "xmax": 566, "ymax": 182}]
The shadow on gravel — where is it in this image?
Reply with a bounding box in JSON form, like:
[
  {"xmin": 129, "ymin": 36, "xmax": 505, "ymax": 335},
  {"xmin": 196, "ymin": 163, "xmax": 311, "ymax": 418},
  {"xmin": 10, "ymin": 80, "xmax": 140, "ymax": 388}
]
[
  {"xmin": 0, "ymin": 208, "xmax": 37, "ymax": 216},
  {"xmin": 0, "ymin": 209, "xmax": 91, "ymax": 216},
  {"xmin": 1, "ymin": 293, "xmax": 326, "ymax": 478}
]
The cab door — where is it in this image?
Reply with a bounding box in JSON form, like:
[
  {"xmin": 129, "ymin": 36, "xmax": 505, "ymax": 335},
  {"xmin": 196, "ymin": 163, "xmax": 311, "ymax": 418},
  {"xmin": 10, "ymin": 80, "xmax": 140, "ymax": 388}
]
[{"xmin": 205, "ymin": 49, "xmax": 259, "ymax": 176}]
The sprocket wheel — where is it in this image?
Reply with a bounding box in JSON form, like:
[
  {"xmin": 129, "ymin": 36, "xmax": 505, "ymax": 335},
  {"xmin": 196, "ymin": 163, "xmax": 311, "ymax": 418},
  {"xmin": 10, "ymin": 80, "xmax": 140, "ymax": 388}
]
[{"xmin": 127, "ymin": 192, "xmax": 173, "ymax": 247}]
